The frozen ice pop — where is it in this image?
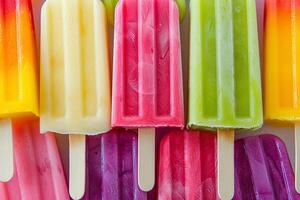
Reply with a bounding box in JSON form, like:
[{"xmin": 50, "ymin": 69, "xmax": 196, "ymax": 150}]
[
  {"xmin": 234, "ymin": 135, "xmax": 300, "ymax": 199},
  {"xmin": 158, "ymin": 130, "xmax": 218, "ymax": 200},
  {"xmin": 40, "ymin": 0, "xmax": 111, "ymax": 198},
  {"xmin": 0, "ymin": 0, "xmax": 38, "ymax": 181},
  {"xmin": 112, "ymin": 0, "xmax": 184, "ymax": 191},
  {"xmin": 0, "ymin": 119, "xmax": 69, "ymax": 200},
  {"xmin": 83, "ymin": 129, "xmax": 155, "ymax": 200},
  {"xmin": 264, "ymin": 0, "xmax": 300, "ymax": 192},
  {"xmin": 188, "ymin": 0, "xmax": 262, "ymax": 198}
]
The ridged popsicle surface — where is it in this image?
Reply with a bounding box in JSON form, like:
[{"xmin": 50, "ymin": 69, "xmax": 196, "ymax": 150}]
[
  {"xmin": 158, "ymin": 130, "xmax": 218, "ymax": 200},
  {"xmin": 0, "ymin": 119, "xmax": 69, "ymax": 200},
  {"xmin": 82, "ymin": 129, "xmax": 155, "ymax": 200},
  {"xmin": 40, "ymin": 0, "xmax": 111, "ymax": 135},
  {"xmin": 234, "ymin": 135, "xmax": 300, "ymax": 199},
  {"xmin": 188, "ymin": 0, "xmax": 262, "ymax": 130},
  {"xmin": 112, "ymin": 0, "xmax": 184, "ymax": 128}
]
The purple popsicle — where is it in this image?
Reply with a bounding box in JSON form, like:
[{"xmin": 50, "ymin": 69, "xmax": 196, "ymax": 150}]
[
  {"xmin": 82, "ymin": 129, "xmax": 155, "ymax": 200},
  {"xmin": 234, "ymin": 134, "xmax": 300, "ymax": 199}
]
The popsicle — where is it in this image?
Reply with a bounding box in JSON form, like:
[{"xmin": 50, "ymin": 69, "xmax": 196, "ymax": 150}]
[
  {"xmin": 264, "ymin": 0, "xmax": 300, "ymax": 192},
  {"xmin": 0, "ymin": 118, "xmax": 69, "ymax": 200},
  {"xmin": 83, "ymin": 129, "xmax": 155, "ymax": 200},
  {"xmin": 158, "ymin": 130, "xmax": 218, "ymax": 200},
  {"xmin": 112, "ymin": 0, "xmax": 184, "ymax": 191},
  {"xmin": 40, "ymin": 0, "xmax": 111, "ymax": 198},
  {"xmin": 234, "ymin": 134, "xmax": 300, "ymax": 199},
  {"xmin": 0, "ymin": 0, "xmax": 39, "ymax": 181},
  {"xmin": 188, "ymin": 0, "xmax": 263, "ymax": 198}
]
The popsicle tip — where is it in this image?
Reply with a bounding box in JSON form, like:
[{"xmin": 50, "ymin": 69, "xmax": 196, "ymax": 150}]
[
  {"xmin": 69, "ymin": 187, "xmax": 85, "ymax": 200},
  {"xmin": 138, "ymin": 178, "xmax": 155, "ymax": 192},
  {"xmin": 296, "ymin": 181, "xmax": 300, "ymax": 194},
  {"xmin": 0, "ymin": 169, "xmax": 13, "ymax": 182},
  {"xmin": 218, "ymin": 191, "xmax": 234, "ymax": 200}
]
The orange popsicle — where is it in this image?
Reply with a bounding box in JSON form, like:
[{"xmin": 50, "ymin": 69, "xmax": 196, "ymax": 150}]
[{"xmin": 264, "ymin": 0, "xmax": 300, "ymax": 192}]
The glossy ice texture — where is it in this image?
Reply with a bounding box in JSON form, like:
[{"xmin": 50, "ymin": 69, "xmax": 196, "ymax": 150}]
[
  {"xmin": 188, "ymin": 0, "xmax": 262, "ymax": 130},
  {"xmin": 264, "ymin": 0, "xmax": 300, "ymax": 123},
  {"xmin": 83, "ymin": 129, "xmax": 154, "ymax": 200},
  {"xmin": 158, "ymin": 130, "xmax": 218, "ymax": 200},
  {"xmin": 112, "ymin": 0, "xmax": 184, "ymax": 128},
  {"xmin": 40, "ymin": 0, "xmax": 111, "ymax": 135},
  {"xmin": 0, "ymin": 119, "xmax": 69, "ymax": 200},
  {"xmin": 234, "ymin": 135, "xmax": 300, "ymax": 199},
  {"xmin": 0, "ymin": 0, "xmax": 38, "ymax": 118}
]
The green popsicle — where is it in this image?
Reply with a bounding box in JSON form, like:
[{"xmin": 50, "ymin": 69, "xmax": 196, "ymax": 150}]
[
  {"xmin": 188, "ymin": 0, "xmax": 263, "ymax": 199},
  {"xmin": 188, "ymin": 0, "xmax": 262, "ymax": 130}
]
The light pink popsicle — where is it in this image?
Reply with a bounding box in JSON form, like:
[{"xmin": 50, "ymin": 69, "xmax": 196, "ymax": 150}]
[{"xmin": 0, "ymin": 119, "xmax": 69, "ymax": 200}]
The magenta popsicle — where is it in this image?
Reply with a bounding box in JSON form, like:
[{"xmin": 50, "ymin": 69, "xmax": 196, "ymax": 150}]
[
  {"xmin": 234, "ymin": 135, "xmax": 300, "ymax": 199},
  {"xmin": 83, "ymin": 129, "xmax": 155, "ymax": 200}
]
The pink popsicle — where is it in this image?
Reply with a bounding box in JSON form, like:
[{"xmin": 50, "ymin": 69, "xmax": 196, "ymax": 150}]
[
  {"xmin": 112, "ymin": 0, "xmax": 184, "ymax": 128},
  {"xmin": 158, "ymin": 130, "xmax": 219, "ymax": 200},
  {"xmin": 0, "ymin": 119, "xmax": 69, "ymax": 200}
]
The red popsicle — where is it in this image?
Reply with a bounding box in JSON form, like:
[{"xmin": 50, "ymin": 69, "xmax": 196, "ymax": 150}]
[{"xmin": 158, "ymin": 130, "xmax": 218, "ymax": 200}]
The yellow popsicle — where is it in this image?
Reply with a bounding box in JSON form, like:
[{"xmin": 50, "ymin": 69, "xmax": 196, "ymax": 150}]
[
  {"xmin": 264, "ymin": 0, "xmax": 300, "ymax": 123},
  {"xmin": 0, "ymin": 0, "xmax": 38, "ymax": 118},
  {"xmin": 40, "ymin": 0, "xmax": 111, "ymax": 135},
  {"xmin": 40, "ymin": 0, "xmax": 111, "ymax": 198}
]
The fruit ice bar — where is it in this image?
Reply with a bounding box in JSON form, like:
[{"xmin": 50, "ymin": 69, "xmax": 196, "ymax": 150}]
[
  {"xmin": 112, "ymin": 0, "xmax": 184, "ymax": 128},
  {"xmin": 0, "ymin": 119, "xmax": 69, "ymax": 200},
  {"xmin": 264, "ymin": 0, "xmax": 300, "ymax": 192},
  {"xmin": 188, "ymin": 0, "xmax": 262, "ymax": 129},
  {"xmin": 40, "ymin": 0, "xmax": 111, "ymax": 135},
  {"xmin": 82, "ymin": 129, "xmax": 155, "ymax": 200},
  {"xmin": 234, "ymin": 135, "xmax": 300, "ymax": 199},
  {"xmin": 0, "ymin": 0, "xmax": 38, "ymax": 118},
  {"xmin": 158, "ymin": 130, "xmax": 218, "ymax": 200},
  {"xmin": 264, "ymin": 0, "xmax": 300, "ymax": 123}
]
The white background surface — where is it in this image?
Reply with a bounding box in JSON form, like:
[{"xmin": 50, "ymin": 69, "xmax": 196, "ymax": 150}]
[{"xmin": 33, "ymin": 0, "xmax": 296, "ymax": 179}]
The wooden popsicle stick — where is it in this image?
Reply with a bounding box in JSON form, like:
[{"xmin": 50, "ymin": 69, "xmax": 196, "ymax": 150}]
[
  {"xmin": 217, "ymin": 129, "xmax": 234, "ymax": 200},
  {"xmin": 138, "ymin": 128, "xmax": 155, "ymax": 191},
  {"xmin": 0, "ymin": 119, "xmax": 14, "ymax": 182},
  {"xmin": 69, "ymin": 134, "xmax": 86, "ymax": 200},
  {"xmin": 295, "ymin": 124, "xmax": 300, "ymax": 193}
]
